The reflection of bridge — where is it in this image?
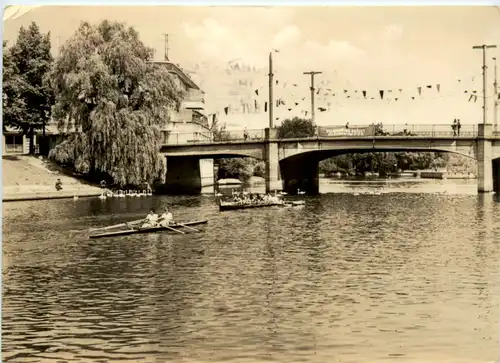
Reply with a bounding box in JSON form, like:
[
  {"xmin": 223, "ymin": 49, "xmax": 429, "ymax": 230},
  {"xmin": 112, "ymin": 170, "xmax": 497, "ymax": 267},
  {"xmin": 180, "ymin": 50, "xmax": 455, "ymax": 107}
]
[{"xmin": 161, "ymin": 123, "xmax": 500, "ymax": 195}]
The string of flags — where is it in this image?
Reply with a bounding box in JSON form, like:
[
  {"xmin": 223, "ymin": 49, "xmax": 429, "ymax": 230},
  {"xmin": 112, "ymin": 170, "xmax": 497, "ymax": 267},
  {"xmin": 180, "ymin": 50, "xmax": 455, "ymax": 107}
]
[{"xmin": 192, "ymin": 61, "xmax": 493, "ymax": 122}]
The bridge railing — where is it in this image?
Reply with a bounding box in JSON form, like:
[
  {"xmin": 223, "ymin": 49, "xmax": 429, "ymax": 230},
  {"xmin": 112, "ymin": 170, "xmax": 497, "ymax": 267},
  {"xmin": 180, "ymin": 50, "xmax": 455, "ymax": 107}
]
[
  {"xmin": 164, "ymin": 129, "xmax": 266, "ymax": 144},
  {"xmin": 316, "ymin": 123, "xmax": 478, "ymax": 138},
  {"xmin": 163, "ymin": 124, "xmax": 479, "ymax": 145}
]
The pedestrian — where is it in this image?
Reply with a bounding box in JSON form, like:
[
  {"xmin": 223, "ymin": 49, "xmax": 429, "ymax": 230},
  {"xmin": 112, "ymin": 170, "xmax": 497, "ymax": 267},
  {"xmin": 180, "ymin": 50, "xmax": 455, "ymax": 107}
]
[
  {"xmin": 55, "ymin": 178, "xmax": 62, "ymax": 191},
  {"xmin": 452, "ymin": 119, "xmax": 457, "ymax": 136},
  {"xmin": 457, "ymin": 119, "xmax": 461, "ymax": 136}
]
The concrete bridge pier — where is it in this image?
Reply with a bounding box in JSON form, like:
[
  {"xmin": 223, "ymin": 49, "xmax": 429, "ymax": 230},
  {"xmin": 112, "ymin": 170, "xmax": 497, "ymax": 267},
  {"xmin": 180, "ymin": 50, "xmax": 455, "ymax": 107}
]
[
  {"xmin": 477, "ymin": 124, "xmax": 494, "ymax": 193},
  {"xmin": 264, "ymin": 128, "xmax": 283, "ymax": 193}
]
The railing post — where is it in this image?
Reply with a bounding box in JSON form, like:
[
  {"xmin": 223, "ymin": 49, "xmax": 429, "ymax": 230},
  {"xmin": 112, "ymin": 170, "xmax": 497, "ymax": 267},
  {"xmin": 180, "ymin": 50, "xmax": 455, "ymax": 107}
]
[
  {"xmin": 432, "ymin": 125, "xmax": 435, "ymax": 137},
  {"xmin": 392, "ymin": 124, "xmax": 395, "ymax": 135}
]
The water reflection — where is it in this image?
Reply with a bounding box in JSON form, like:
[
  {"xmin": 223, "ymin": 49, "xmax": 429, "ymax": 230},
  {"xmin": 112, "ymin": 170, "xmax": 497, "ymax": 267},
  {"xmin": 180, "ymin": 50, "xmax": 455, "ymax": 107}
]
[{"xmin": 3, "ymin": 179, "xmax": 500, "ymax": 363}]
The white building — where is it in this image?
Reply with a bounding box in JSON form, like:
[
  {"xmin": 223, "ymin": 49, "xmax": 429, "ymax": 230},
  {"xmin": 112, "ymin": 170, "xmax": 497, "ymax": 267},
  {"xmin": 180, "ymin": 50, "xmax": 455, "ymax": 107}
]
[{"xmin": 154, "ymin": 61, "xmax": 213, "ymax": 144}]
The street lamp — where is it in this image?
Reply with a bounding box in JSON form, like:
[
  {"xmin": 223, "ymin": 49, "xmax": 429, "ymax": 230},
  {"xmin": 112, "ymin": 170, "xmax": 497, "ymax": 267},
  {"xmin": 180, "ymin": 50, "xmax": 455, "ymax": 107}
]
[{"xmin": 472, "ymin": 44, "xmax": 497, "ymax": 124}]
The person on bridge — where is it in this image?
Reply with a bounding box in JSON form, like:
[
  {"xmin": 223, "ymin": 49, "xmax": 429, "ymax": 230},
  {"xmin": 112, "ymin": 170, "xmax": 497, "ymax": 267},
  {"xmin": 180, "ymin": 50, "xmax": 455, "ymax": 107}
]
[
  {"xmin": 158, "ymin": 207, "xmax": 174, "ymax": 227},
  {"xmin": 452, "ymin": 119, "xmax": 457, "ymax": 136},
  {"xmin": 456, "ymin": 119, "xmax": 461, "ymax": 136}
]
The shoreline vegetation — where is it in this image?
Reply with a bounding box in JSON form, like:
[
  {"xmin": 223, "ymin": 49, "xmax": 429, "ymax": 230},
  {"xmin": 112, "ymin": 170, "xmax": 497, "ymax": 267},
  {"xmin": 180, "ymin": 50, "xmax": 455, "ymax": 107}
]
[{"xmin": 3, "ymin": 20, "xmax": 477, "ymax": 194}]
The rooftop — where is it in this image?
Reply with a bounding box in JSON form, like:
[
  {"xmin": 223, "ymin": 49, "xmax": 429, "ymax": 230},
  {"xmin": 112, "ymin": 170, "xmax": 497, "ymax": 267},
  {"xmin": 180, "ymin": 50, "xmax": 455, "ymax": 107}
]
[{"xmin": 153, "ymin": 60, "xmax": 203, "ymax": 92}]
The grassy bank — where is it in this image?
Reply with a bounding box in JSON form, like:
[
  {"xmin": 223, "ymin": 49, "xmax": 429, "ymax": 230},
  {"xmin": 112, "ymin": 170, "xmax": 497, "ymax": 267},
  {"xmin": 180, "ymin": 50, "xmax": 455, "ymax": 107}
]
[{"xmin": 3, "ymin": 155, "xmax": 103, "ymax": 202}]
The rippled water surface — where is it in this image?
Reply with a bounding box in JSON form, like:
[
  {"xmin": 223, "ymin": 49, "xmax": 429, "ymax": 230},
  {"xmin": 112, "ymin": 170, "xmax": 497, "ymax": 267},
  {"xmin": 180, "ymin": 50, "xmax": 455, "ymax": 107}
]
[{"xmin": 3, "ymin": 179, "xmax": 500, "ymax": 363}]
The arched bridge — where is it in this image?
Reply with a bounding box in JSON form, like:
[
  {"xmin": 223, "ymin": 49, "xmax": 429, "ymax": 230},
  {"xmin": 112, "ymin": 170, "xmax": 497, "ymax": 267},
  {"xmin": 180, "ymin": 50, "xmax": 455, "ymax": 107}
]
[{"xmin": 160, "ymin": 123, "xmax": 500, "ymax": 195}]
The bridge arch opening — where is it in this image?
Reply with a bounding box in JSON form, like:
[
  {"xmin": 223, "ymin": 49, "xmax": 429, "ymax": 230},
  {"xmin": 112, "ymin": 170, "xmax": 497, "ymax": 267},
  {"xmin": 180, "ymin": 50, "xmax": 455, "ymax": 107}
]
[
  {"xmin": 162, "ymin": 153, "xmax": 265, "ymax": 194},
  {"xmin": 493, "ymin": 157, "xmax": 500, "ymax": 194},
  {"xmin": 279, "ymin": 148, "xmax": 477, "ymax": 195}
]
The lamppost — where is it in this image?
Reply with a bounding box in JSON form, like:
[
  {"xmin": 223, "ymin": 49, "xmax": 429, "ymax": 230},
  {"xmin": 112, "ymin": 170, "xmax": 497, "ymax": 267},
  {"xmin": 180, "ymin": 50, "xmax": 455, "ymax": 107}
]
[
  {"xmin": 472, "ymin": 44, "xmax": 497, "ymax": 124},
  {"xmin": 302, "ymin": 71, "xmax": 322, "ymax": 125}
]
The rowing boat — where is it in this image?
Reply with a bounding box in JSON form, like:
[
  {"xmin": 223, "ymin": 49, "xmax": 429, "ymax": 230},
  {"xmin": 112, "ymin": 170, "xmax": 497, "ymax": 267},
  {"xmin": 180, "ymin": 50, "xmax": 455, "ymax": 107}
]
[
  {"xmin": 89, "ymin": 220, "xmax": 208, "ymax": 239},
  {"xmin": 219, "ymin": 200, "xmax": 285, "ymax": 211}
]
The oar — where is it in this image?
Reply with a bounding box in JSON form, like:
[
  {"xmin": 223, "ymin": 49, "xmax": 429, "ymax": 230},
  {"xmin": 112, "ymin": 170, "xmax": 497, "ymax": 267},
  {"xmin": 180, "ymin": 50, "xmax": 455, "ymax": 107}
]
[
  {"xmin": 176, "ymin": 223, "xmax": 199, "ymax": 232},
  {"xmin": 89, "ymin": 218, "xmax": 143, "ymax": 232},
  {"xmin": 163, "ymin": 225, "xmax": 186, "ymax": 234}
]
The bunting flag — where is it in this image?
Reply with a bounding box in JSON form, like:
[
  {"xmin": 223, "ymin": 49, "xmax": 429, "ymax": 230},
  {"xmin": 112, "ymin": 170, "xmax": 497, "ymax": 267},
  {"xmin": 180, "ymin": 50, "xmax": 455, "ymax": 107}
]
[
  {"xmin": 264, "ymin": 101, "xmax": 268, "ymax": 112},
  {"xmin": 436, "ymin": 84, "xmax": 440, "ymax": 92},
  {"xmin": 379, "ymin": 90, "xmax": 384, "ymax": 99},
  {"xmin": 417, "ymin": 87, "xmax": 422, "ymax": 96},
  {"xmin": 224, "ymin": 107, "xmax": 229, "ymax": 115},
  {"xmin": 362, "ymin": 90, "xmax": 367, "ymax": 99},
  {"xmin": 255, "ymin": 89, "xmax": 259, "ymax": 96},
  {"xmin": 426, "ymin": 85, "xmax": 432, "ymax": 89},
  {"xmin": 468, "ymin": 94, "xmax": 478, "ymax": 102}
]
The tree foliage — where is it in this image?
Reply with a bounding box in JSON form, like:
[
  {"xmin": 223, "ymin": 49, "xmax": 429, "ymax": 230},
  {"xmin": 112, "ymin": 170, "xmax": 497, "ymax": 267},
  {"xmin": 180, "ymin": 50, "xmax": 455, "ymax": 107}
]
[
  {"xmin": 48, "ymin": 20, "xmax": 183, "ymax": 187},
  {"xmin": 277, "ymin": 117, "xmax": 315, "ymax": 139},
  {"xmin": 2, "ymin": 23, "xmax": 53, "ymax": 153},
  {"xmin": 2, "ymin": 41, "xmax": 26, "ymax": 133},
  {"xmin": 319, "ymin": 151, "xmax": 451, "ymax": 177},
  {"xmin": 209, "ymin": 114, "xmax": 231, "ymax": 141},
  {"xmin": 217, "ymin": 158, "xmax": 255, "ymax": 182}
]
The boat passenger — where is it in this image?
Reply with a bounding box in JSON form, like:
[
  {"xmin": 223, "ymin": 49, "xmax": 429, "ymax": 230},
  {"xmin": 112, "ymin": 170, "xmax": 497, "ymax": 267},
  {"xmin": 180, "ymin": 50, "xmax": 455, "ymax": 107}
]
[
  {"xmin": 142, "ymin": 209, "xmax": 159, "ymax": 228},
  {"xmin": 158, "ymin": 207, "xmax": 174, "ymax": 227}
]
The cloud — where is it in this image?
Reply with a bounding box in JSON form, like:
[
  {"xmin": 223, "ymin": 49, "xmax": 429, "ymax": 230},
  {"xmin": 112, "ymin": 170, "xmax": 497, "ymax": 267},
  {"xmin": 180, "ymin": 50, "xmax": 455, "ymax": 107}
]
[
  {"xmin": 182, "ymin": 16, "xmax": 365, "ymax": 73},
  {"xmin": 382, "ymin": 24, "xmax": 404, "ymax": 42},
  {"xmin": 182, "ymin": 17, "xmax": 264, "ymax": 65},
  {"xmin": 272, "ymin": 25, "xmax": 301, "ymax": 48},
  {"xmin": 3, "ymin": 5, "xmax": 41, "ymax": 21}
]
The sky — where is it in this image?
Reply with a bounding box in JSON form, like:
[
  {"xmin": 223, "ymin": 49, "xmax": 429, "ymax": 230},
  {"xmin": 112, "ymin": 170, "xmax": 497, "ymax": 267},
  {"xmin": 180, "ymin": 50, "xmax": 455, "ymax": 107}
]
[{"xmin": 4, "ymin": 5, "xmax": 500, "ymax": 129}]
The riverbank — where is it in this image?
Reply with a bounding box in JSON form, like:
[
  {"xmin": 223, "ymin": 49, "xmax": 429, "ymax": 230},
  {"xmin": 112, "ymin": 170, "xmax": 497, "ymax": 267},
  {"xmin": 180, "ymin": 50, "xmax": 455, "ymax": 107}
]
[{"xmin": 3, "ymin": 155, "xmax": 103, "ymax": 202}]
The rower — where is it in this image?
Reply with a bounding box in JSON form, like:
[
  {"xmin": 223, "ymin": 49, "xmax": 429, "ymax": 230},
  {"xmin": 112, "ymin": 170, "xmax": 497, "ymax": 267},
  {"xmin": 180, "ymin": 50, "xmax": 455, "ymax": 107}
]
[
  {"xmin": 158, "ymin": 207, "xmax": 174, "ymax": 227},
  {"xmin": 142, "ymin": 209, "xmax": 158, "ymax": 228}
]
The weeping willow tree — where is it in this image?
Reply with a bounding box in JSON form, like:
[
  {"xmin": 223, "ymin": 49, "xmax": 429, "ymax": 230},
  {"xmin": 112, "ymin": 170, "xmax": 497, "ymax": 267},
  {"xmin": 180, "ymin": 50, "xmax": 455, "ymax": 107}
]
[{"xmin": 49, "ymin": 20, "xmax": 182, "ymax": 186}]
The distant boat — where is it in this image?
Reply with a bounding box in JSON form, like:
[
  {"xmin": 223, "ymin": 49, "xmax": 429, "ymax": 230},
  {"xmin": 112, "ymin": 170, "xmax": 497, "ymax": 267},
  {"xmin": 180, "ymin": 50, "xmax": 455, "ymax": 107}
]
[{"xmin": 217, "ymin": 178, "xmax": 242, "ymax": 185}]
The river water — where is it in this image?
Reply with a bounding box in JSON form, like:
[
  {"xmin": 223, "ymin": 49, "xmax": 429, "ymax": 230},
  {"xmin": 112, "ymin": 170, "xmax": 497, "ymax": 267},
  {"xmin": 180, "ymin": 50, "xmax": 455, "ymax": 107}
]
[{"xmin": 3, "ymin": 179, "xmax": 500, "ymax": 363}]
